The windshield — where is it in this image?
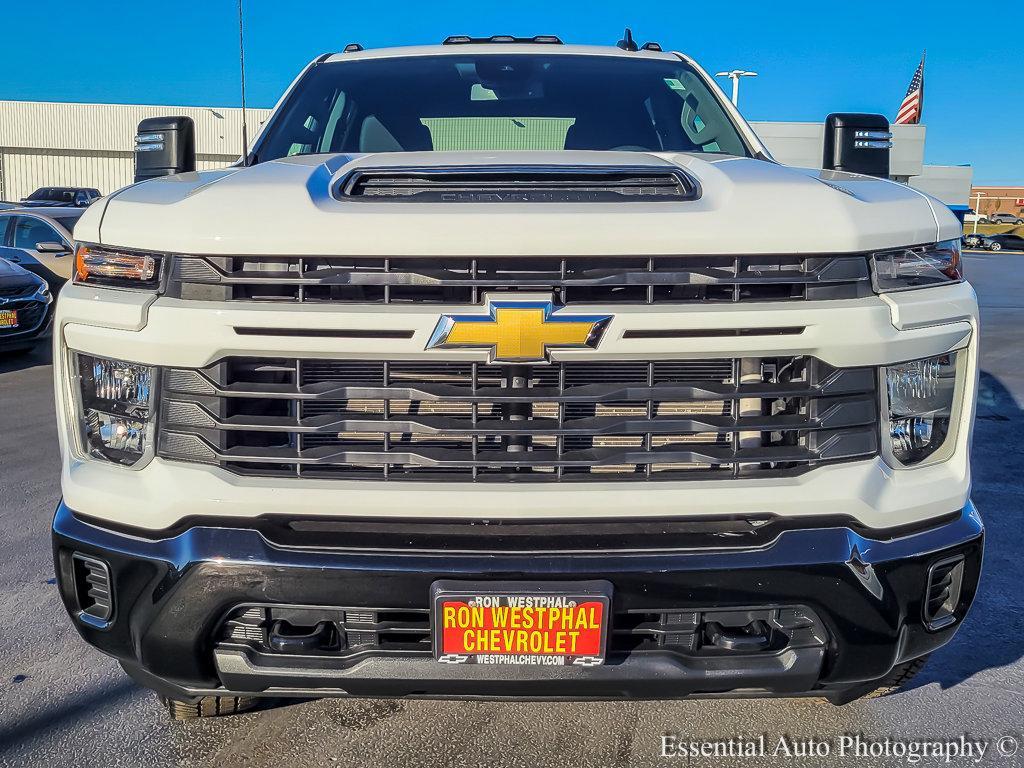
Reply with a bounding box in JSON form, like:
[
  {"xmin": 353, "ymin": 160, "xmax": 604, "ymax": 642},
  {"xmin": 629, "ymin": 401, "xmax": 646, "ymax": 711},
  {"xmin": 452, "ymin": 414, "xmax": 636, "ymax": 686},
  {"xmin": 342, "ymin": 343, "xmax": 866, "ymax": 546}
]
[
  {"xmin": 255, "ymin": 54, "xmax": 751, "ymax": 161},
  {"xmin": 48, "ymin": 211, "xmax": 84, "ymax": 230},
  {"xmin": 27, "ymin": 188, "xmax": 72, "ymax": 202}
]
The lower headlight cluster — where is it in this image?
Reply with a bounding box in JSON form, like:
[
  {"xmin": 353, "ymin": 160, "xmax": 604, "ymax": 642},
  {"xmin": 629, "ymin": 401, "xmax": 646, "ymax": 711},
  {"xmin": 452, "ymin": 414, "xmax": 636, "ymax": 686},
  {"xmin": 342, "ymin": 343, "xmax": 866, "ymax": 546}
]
[
  {"xmin": 73, "ymin": 354, "xmax": 158, "ymax": 467},
  {"xmin": 884, "ymin": 352, "xmax": 960, "ymax": 466}
]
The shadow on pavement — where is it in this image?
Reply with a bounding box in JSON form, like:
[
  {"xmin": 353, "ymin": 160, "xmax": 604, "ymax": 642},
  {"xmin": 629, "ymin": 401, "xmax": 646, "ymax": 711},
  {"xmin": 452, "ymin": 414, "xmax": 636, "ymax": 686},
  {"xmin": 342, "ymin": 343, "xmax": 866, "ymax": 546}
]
[
  {"xmin": 0, "ymin": 679, "xmax": 139, "ymax": 757},
  {"xmin": 0, "ymin": 343, "xmax": 52, "ymax": 375},
  {"xmin": 905, "ymin": 370, "xmax": 1024, "ymax": 692}
]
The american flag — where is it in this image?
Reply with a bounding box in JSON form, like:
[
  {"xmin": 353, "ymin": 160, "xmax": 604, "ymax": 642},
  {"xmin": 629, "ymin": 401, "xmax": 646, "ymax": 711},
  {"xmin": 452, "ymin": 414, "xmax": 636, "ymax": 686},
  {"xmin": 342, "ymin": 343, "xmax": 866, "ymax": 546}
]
[{"xmin": 895, "ymin": 54, "xmax": 925, "ymax": 125}]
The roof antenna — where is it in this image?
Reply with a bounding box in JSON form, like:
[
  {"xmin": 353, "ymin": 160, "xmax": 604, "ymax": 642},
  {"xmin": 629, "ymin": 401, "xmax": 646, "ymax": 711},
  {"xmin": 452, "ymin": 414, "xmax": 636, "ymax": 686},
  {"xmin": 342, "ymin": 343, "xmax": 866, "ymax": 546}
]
[
  {"xmin": 237, "ymin": 0, "xmax": 250, "ymax": 166},
  {"xmin": 616, "ymin": 27, "xmax": 638, "ymax": 52}
]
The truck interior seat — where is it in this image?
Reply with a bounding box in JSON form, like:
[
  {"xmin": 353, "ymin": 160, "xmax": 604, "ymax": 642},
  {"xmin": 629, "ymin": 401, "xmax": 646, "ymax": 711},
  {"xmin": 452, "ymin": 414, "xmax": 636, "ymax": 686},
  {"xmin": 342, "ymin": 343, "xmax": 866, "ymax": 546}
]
[{"xmin": 358, "ymin": 115, "xmax": 433, "ymax": 152}]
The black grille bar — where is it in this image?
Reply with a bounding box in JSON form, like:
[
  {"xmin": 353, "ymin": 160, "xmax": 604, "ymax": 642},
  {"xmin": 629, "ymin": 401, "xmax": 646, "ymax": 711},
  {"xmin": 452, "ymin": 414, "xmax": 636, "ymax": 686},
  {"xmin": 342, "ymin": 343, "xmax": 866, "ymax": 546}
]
[
  {"xmin": 177, "ymin": 438, "xmax": 875, "ymax": 469},
  {"xmin": 163, "ymin": 369, "xmax": 875, "ymax": 403},
  {"xmin": 169, "ymin": 254, "xmax": 872, "ymax": 305},
  {"xmin": 158, "ymin": 357, "xmax": 879, "ymax": 482},
  {"xmin": 162, "ymin": 395, "xmax": 875, "ymax": 435}
]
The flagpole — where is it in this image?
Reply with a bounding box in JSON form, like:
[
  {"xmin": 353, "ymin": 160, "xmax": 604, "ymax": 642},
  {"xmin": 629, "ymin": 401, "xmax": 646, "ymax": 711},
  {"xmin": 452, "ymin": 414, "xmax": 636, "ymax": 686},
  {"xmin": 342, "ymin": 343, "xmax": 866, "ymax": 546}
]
[
  {"xmin": 920, "ymin": 49, "xmax": 926, "ymax": 124},
  {"xmin": 238, "ymin": 0, "xmax": 249, "ymax": 166}
]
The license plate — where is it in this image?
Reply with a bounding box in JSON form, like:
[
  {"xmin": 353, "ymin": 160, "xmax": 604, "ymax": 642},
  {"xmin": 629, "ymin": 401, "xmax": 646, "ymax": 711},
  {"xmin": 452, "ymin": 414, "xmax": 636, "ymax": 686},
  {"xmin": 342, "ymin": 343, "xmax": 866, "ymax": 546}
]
[
  {"xmin": 0, "ymin": 310, "xmax": 17, "ymax": 328},
  {"xmin": 431, "ymin": 580, "xmax": 610, "ymax": 666}
]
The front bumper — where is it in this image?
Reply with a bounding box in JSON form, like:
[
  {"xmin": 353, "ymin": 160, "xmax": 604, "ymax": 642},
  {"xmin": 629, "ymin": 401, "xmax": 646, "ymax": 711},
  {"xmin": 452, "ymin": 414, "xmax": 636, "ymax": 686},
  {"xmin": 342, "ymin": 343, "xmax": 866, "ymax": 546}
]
[
  {"xmin": 53, "ymin": 500, "xmax": 983, "ymax": 703},
  {"xmin": 0, "ymin": 299, "xmax": 52, "ymax": 351}
]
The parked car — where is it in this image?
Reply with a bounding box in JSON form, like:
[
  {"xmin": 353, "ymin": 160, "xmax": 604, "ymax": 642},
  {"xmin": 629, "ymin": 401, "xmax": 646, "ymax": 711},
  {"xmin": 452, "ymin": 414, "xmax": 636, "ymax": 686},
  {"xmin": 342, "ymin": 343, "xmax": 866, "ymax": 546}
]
[
  {"xmin": 963, "ymin": 210, "xmax": 986, "ymax": 224},
  {"xmin": 988, "ymin": 212, "xmax": 1024, "ymax": 225},
  {"xmin": 0, "ymin": 255, "xmax": 53, "ymax": 353},
  {"xmin": 984, "ymin": 234, "xmax": 1024, "ymax": 252},
  {"xmin": 963, "ymin": 233, "xmax": 986, "ymax": 249},
  {"xmin": 20, "ymin": 186, "xmax": 101, "ymax": 209},
  {"xmin": 0, "ymin": 206, "xmax": 85, "ymax": 289}
]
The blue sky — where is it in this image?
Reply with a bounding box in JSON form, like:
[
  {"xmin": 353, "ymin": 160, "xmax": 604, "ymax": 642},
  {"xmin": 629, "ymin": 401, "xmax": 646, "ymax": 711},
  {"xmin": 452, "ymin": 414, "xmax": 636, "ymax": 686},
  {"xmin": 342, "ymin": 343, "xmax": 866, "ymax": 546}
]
[{"xmin": 2, "ymin": 0, "xmax": 1018, "ymax": 184}]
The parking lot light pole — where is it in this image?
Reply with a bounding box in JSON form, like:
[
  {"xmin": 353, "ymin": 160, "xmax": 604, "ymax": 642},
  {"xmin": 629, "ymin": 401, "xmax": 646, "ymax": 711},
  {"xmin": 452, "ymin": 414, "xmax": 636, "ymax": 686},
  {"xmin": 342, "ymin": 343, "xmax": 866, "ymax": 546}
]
[
  {"xmin": 715, "ymin": 70, "xmax": 758, "ymax": 106},
  {"xmin": 973, "ymin": 192, "xmax": 984, "ymax": 235}
]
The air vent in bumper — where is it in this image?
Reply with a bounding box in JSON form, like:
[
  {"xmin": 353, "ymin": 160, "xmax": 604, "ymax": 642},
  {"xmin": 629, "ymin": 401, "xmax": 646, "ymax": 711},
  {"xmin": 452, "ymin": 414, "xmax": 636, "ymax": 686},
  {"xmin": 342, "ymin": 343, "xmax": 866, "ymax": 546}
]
[
  {"xmin": 72, "ymin": 553, "xmax": 113, "ymax": 622},
  {"xmin": 924, "ymin": 555, "xmax": 966, "ymax": 630}
]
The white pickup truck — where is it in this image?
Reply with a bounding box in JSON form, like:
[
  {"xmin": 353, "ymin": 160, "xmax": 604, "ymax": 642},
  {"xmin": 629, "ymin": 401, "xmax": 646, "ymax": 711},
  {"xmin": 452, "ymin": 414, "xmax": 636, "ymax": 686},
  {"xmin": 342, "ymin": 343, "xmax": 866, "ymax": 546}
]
[{"xmin": 51, "ymin": 35, "xmax": 981, "ymax": 719}]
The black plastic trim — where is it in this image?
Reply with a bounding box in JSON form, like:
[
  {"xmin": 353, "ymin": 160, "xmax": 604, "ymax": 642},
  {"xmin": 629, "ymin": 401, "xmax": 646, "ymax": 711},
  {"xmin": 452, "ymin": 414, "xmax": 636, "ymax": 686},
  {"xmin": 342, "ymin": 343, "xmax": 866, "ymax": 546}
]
[
  {"xmin": 70, "ymin": 508, "xmax": 964, "ymax": 554},
  {"xmin": 622, "ymin": 327, "xmax": 805, "ymax": 339},
  {"xmin": 233, "ymin": 327, "xmax": 413, "ymax": 339}
]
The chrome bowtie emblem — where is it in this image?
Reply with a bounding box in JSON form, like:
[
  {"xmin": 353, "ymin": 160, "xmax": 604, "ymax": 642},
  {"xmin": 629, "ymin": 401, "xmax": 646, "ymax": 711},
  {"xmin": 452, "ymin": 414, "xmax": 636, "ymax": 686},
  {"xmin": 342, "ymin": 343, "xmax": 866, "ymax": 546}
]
[{"xmin": 426, "ymin": 294, "xmax": 612, "ymax": 363}]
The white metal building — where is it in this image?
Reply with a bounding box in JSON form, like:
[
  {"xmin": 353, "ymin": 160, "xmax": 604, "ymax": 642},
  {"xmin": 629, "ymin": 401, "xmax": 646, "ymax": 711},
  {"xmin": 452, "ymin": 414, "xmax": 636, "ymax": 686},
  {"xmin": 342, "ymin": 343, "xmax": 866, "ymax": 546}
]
[
  {"xmin": 0, "ymin": 100, "xmax": 970, "ymax": 206},
  {"xmin": 0, "ymin": 100, "xmax": 271, "ymax": 201},
  {"xmin": 751, "ymin": 121, "xmax": 972, "ymax": 206}
]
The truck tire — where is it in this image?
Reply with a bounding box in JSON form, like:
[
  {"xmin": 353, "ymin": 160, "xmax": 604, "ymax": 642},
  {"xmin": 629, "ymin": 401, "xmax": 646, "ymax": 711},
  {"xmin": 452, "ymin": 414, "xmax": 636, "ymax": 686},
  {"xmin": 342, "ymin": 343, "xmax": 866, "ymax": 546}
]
[
  {"xmin": 861, "ymin": 655, "xmax": 930, "ymax": 699},
  {"xmin": 160, "ymin": 694, "xmax": 260, "ymax": 720}
]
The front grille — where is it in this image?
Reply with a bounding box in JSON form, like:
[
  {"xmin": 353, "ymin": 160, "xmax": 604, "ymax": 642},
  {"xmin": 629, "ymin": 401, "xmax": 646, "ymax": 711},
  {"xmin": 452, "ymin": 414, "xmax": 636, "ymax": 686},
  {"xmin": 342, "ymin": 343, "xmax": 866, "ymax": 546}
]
[
  {"xmin": 0, "ymin": 283, "xmax": 35, "ymax": 300},
  {"xmin": 0, "ymin": 300, "xmax": 47, "ymax": 336},
  {"xmin": 168, "ymin": 253, "xmax": 872, "ymax": 305},
  {"xmin": 216, "ymin": 604, "xmax": 827, "ymax": 660},
  {"xmin": 157, "ymin": 356, "xmax": 879, "ymax": 482},
  {"xmin": 220, "ymin": 605, "xmax": 431, "ymax": 654},
  {"xmin": 613, "ymin": 607, "xmax": 826, "ymax": 653}
]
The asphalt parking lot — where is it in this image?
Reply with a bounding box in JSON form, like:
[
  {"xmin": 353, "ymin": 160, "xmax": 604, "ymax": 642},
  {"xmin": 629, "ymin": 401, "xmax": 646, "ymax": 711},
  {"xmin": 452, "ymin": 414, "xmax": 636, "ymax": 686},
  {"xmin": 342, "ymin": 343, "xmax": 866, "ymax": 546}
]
[{"xmin": 0, "ymin": 251, "xmax": 1022, "ymax": 768}]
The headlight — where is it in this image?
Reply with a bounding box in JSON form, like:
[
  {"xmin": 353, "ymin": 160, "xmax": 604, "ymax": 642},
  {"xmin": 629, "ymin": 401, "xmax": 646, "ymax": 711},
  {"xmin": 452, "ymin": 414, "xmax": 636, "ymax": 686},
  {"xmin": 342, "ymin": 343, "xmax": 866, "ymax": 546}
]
[
  {"xmin": 74, "ymin": 244, "xmax": 163, "ymax": 290},
  {"xmin": 73, "ymin": 353, "xmax": 158, "ymax": 467},
  {"xmin": 873, "ymin": 239, "xmax": 962, "ymax": 292},
  {"xmin": 883, "ymin": 352, "xmax": 960, "ymax": 466}
]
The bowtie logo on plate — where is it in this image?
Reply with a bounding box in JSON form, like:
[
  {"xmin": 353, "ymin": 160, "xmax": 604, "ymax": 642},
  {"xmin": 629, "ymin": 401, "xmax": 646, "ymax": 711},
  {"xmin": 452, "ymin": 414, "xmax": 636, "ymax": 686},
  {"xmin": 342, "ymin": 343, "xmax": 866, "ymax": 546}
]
[{"xmin": 426, "ymin": 295, "xmax": 612, "ymax": 363}]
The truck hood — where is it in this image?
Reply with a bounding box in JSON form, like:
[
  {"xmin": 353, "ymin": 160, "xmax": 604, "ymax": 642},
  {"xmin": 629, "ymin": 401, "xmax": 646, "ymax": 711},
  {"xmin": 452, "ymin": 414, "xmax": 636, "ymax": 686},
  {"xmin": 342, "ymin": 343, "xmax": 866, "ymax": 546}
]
[{"xmin": 83, "ymin": 151, "xmax": 959, "ymax": 256}]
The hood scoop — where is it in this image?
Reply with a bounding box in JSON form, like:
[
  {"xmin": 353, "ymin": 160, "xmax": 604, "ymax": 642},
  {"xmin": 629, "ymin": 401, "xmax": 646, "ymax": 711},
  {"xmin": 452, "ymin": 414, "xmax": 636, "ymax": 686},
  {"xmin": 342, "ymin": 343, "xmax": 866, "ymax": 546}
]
[{"xmin": 337, "ymin": 164, "xmax": 699, "ymax": 203}]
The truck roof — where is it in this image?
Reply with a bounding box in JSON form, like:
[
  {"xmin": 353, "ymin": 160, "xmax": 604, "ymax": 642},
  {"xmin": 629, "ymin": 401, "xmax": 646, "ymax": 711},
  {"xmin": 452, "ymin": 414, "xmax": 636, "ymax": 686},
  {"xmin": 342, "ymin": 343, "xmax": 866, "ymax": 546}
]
[{"xmin": 322, "ymin": 43, "xmax": 681, "ymax": 64}]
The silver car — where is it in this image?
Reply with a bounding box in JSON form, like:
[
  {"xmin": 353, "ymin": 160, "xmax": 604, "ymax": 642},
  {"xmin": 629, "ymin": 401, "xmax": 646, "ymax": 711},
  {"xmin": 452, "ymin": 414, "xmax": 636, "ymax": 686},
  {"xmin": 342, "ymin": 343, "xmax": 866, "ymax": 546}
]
[{"xmin": 0, "ymin": 206, "xmax": 85, "ymax": 289}]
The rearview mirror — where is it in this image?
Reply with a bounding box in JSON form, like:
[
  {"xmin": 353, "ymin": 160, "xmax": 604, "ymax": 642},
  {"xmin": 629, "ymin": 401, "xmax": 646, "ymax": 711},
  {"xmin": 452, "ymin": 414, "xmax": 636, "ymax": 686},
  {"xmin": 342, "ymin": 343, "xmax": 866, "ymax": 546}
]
[
  {"xmin": 134, "ymin": 116, "xmax": 196, "ymax": 183},
  {"xmin": 36, "ymin": 241, "xmax": 70, "ymax": 254},
  {"xmin": 822, "ymin": 113, "xmax": 892, "ymax": 179}
]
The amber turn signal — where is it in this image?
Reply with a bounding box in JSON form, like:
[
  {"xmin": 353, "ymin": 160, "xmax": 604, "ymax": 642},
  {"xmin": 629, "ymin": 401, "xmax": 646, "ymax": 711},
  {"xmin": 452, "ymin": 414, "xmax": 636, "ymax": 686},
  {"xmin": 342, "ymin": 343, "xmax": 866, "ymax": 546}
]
[{"xmin": 74, "ymin": 245, "xmax": 159, "ymax": 288}]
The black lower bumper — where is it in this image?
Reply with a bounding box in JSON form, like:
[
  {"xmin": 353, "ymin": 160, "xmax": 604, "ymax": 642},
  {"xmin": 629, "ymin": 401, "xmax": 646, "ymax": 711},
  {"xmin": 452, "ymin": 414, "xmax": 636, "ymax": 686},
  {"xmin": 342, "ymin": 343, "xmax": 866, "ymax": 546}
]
[{"xmin": 52, "ymin": 502, "xmax": 983, "ymax": 702}]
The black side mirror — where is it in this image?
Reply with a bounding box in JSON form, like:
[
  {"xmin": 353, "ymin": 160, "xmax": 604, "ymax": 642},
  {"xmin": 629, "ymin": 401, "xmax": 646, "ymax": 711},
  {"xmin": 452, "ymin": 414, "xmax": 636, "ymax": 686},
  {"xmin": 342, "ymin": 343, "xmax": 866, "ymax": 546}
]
[
  {"xmin": 134, "ymin": 116, "xmax": 196, "ymax": 183},
  {"xmin": 822, "ymin": 113, "xmax": 892, "ymax": 178}
]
